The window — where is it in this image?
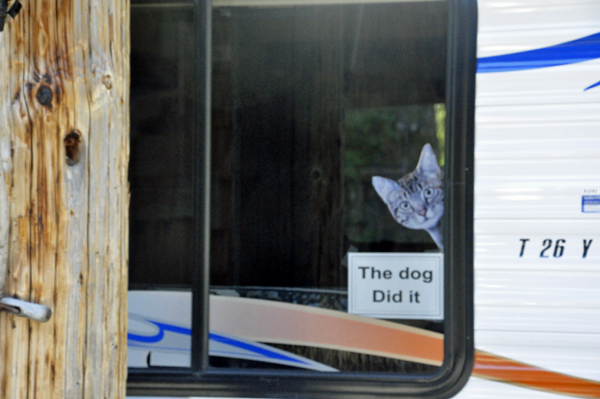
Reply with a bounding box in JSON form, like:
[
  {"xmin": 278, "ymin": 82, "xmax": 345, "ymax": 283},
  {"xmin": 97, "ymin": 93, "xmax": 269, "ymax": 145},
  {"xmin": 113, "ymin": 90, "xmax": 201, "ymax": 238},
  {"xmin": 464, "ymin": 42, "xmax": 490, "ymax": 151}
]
[{"xmin": 127, "ymin": 0, "xmax": 476, "ymax": 397}]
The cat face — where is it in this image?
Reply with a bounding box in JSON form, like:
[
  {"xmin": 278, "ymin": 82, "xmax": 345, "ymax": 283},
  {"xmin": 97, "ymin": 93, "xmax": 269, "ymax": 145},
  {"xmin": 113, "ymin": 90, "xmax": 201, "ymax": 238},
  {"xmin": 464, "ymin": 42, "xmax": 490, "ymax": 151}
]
[{"xmin": 372, "ymin": 143, "xmax": 443, "ymax": 231}]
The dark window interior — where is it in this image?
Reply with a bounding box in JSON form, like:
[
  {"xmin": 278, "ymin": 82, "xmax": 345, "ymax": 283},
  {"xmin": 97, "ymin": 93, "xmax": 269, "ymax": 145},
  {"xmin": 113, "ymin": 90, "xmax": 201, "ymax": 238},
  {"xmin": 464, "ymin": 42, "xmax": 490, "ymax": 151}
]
[
  {"xmin": 130, "ymin": 4, "xmax": 197, "ymax": 286},
  {"xmin": 130, "ymin": 2, "xmax": 447, "ymax": 288},
  {"xmin": 210, "ymin": 2, "xmax": 447, "ymax": 289}
]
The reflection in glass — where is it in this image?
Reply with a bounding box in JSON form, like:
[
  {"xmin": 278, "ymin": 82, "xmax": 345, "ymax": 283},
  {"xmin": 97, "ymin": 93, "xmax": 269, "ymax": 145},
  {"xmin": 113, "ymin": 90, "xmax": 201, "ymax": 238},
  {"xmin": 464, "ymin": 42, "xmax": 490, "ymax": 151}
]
[
  {"xmin": 128, "ymin": 3, "xmax": 196, "ymax": 369},
  {"xmin": 210, "ymin": 1, "xmax": 447, "ymax": 373},
  {"xmin": 129, "ymin": 4, "xmax": 196, "ymax": 287}
]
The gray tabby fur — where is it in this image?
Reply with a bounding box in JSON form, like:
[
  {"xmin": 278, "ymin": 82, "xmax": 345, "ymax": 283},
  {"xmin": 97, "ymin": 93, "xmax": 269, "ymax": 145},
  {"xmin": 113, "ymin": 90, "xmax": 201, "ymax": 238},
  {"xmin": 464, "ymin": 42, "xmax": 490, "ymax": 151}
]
[{"xmin": 372, "ymin": 143, "xmax": 444, "ymax": 250}]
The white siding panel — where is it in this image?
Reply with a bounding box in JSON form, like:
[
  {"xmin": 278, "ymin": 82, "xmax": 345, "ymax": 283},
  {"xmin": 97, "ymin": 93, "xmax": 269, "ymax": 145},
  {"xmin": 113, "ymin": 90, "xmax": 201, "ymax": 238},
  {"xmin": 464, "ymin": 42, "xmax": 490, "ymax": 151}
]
[
  {"xmin": 478, "ymin": 1, "xmax": 600, "ymax": 40},
  {"xmin": 475, "ymin": 306, "xmax": 600, "ymax": 334},
  {"xmin": 479, "ymin": 27, "xmax": 600, "ymax": 58},
  {"xmin": 475, "ymin": 244, "xmax": 599, "ymax": 272},
  {"xmin": 474, "ymin": 149, "xmax": 600, "ymax": 217},
  {"xmin": 475, "ymin": 219, "xmax": 600, "ymax": 235},
  {"xmin": 479, "ymin": 0, "xmax": 600, "ymax": 8},
  {"xmin": 476, "ymin": 103, "xmax": 600, "ymax": 125},
  {"xmin": 476, "ymin": 158, "xmax": 600, "ymax": 184},
  {"xmin": 474, "ymin": 192, "xmax": 600, "ymax": 219},
  {"xmin": 476, "ymin": 61, "xmax": 600, "ymax": 106},
  {"xmin": 476, "ymin": 122, "xmax": 600, "ymax": 141},
  {"xmin": 475, "ymin": 196, "xmax": 599, "ymax": 219},
  {"xmin": 476, "ymin": 137, "xmax": 600, "ymax": 160},
  {"xmin": 475, "ymin": 270, "xmax": 600, "ymax": 308}
]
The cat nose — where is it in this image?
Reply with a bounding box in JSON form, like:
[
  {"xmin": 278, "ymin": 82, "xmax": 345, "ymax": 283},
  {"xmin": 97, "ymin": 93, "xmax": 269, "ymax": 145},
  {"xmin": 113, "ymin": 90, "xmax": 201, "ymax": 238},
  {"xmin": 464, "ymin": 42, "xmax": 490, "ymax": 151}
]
[{"xmin": 418, "ymin": 209, "xmax": 427, "ymax": 216}]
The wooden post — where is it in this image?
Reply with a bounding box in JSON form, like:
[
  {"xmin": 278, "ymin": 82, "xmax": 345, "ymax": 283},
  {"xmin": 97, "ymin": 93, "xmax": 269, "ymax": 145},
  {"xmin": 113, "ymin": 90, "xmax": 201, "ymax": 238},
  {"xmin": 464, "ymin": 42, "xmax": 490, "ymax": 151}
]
[{"xmin": 0, "ymin": 0, "xmax": 129, "ymax": 396}]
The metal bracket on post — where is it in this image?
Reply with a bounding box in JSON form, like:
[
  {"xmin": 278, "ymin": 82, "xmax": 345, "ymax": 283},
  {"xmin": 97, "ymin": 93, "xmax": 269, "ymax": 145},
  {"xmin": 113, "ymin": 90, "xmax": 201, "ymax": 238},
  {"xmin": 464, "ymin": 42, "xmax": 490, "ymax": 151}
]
[
  {"xmin": 0, "ymin": 120, "xmax": 48, "ymax": 322},
  {"xmin": 0, "ymin": 296, "xmax": 52, "ymax": 322}
]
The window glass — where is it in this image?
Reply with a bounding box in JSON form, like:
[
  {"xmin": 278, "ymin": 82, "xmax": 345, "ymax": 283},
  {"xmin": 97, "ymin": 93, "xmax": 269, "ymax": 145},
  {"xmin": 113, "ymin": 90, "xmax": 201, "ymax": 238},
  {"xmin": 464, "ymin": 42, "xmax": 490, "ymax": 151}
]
[
  {"xmin": 128, "ymin": 1, "xmax": 196, "ymax": 368},
  {"xmin": 210, "ymin": 0, "xmax": 447, "ymax": 373}
]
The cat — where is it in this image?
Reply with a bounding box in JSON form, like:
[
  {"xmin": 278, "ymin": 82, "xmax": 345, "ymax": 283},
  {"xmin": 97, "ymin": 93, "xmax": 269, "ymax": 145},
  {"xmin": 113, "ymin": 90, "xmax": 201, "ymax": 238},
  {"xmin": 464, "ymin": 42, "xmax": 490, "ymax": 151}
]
[{"xmin": 372, "ymin": 143, "xmax": 444, "ymax": 250}]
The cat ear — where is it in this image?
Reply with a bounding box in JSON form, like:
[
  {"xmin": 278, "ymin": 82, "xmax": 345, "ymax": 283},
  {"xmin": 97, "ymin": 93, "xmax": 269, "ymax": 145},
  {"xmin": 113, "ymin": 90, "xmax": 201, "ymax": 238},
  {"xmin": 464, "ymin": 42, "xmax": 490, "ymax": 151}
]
[
  {"xmin": 372, "ymin": 176, "xmax": 400, "ymax": 202},
  {"xmin": 416, "ymin": 143, "xmax": 441, "ymax": 175}
]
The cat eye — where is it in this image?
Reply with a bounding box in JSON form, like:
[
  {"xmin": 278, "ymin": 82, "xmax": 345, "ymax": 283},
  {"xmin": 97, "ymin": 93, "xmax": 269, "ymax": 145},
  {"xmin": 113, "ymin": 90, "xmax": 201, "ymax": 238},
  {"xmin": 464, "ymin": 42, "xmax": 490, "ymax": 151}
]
[
  {"xmin": 423, "ymin": 188, "xmax": 436, "ymax": 199},
  {"xmin": 127, "ymin": 0, "xmax": 476, "ymax": 397},
  {"xmin": 399, "ymin": 201, "xmax": 412, "ymax": 211}
]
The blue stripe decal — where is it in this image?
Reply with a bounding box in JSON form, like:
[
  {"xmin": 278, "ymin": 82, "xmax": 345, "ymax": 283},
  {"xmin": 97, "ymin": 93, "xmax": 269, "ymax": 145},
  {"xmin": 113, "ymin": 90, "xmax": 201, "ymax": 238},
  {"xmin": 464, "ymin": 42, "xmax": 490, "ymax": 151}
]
[
  {"xmin": 209, "ymin": 332, "xmax": 309, "ymax": 365},
  {"xmin": 128, "ymin": 319, "xmax": 308, "ymax": 365},
  {"xmin": 584, "ymin": 80, "xmax": 600, "ymax": 91},
  {"xmin": 127, "ymin": 320, "xmax": 191, "ymax": 343},
  {"xmin": 478, "ymin": 32, "xmax": 600, "ymax": 73},
  {"xmin": 127, "ymin": 329, "xmax": 163, "ymax": 343}
]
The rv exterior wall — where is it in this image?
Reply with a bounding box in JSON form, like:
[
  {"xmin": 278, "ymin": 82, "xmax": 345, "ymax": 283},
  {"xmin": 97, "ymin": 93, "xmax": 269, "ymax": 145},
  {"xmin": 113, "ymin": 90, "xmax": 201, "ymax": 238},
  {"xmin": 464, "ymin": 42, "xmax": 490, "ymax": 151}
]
[{"xmin": 456, "ymin": 0, "xmax": 600, "ymax": 397}]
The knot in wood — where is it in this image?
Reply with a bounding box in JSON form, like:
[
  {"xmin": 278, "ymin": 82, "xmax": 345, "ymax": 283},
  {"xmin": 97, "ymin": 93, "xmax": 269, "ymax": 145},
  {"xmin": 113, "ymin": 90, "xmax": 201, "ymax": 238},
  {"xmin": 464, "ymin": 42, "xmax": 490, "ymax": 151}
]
[
  {"xmin": 64, "ymin": 130, "xmax": 82, "ymax": 165},
  {"xmin": 310, "ymin": 167, "xmax": 323, "ymax": 182},
  {"xmin": 36, "ymin": 85, "xmax": 53, "ymax": 107},
  {"xmin": 102, "ymin": 75, "xmax": 113, "ymax": 90}
]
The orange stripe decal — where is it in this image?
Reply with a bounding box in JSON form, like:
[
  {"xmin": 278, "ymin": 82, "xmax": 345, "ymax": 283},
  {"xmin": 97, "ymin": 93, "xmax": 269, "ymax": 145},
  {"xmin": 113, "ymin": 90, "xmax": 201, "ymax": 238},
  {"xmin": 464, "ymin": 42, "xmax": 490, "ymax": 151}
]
[
  {"xmin": 473, "ymin": 351, "xmax": 600, "ymax": 398},
  {"xmin": 210, "ymin": 296, "xmax": 600, "ymax": 398},
  {"xmin": 211, "ymin": 295, "xmax": 443, "ymax": 365}
]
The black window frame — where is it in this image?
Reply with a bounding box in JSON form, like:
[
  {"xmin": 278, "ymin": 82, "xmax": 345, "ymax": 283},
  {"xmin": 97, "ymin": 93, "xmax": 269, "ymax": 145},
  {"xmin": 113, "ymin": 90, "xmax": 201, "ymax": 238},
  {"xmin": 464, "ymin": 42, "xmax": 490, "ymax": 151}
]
[{"xmin": 127, "ymin": 0, "xmax": 477, "ymax": 397}]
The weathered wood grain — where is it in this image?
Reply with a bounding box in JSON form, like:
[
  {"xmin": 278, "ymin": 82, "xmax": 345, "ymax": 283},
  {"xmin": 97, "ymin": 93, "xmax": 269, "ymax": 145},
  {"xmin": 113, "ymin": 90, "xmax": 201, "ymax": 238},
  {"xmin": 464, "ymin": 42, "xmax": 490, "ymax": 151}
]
[{"xmin": 0, "ymin": 0, "xmax": 129, "ymax": 396}]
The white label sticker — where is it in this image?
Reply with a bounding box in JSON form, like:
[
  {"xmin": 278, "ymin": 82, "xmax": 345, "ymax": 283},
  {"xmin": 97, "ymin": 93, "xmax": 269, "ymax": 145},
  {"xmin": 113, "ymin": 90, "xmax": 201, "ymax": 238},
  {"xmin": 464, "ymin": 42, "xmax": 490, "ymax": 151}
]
[
  {"xmin": 348, "ymin": 253, "xmax": 443, "ymax": 320},
  {"xmin": 582, "ymin": 195, "xmax": 600, "ymax": 213}
]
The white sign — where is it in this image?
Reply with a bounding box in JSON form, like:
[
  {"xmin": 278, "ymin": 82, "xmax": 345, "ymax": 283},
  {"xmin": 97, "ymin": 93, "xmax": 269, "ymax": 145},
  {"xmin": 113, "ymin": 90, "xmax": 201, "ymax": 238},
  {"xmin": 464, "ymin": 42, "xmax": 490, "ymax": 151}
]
[{"xmin": 348, "ymin": 253, "xmax": 443, "ymax": 320}]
